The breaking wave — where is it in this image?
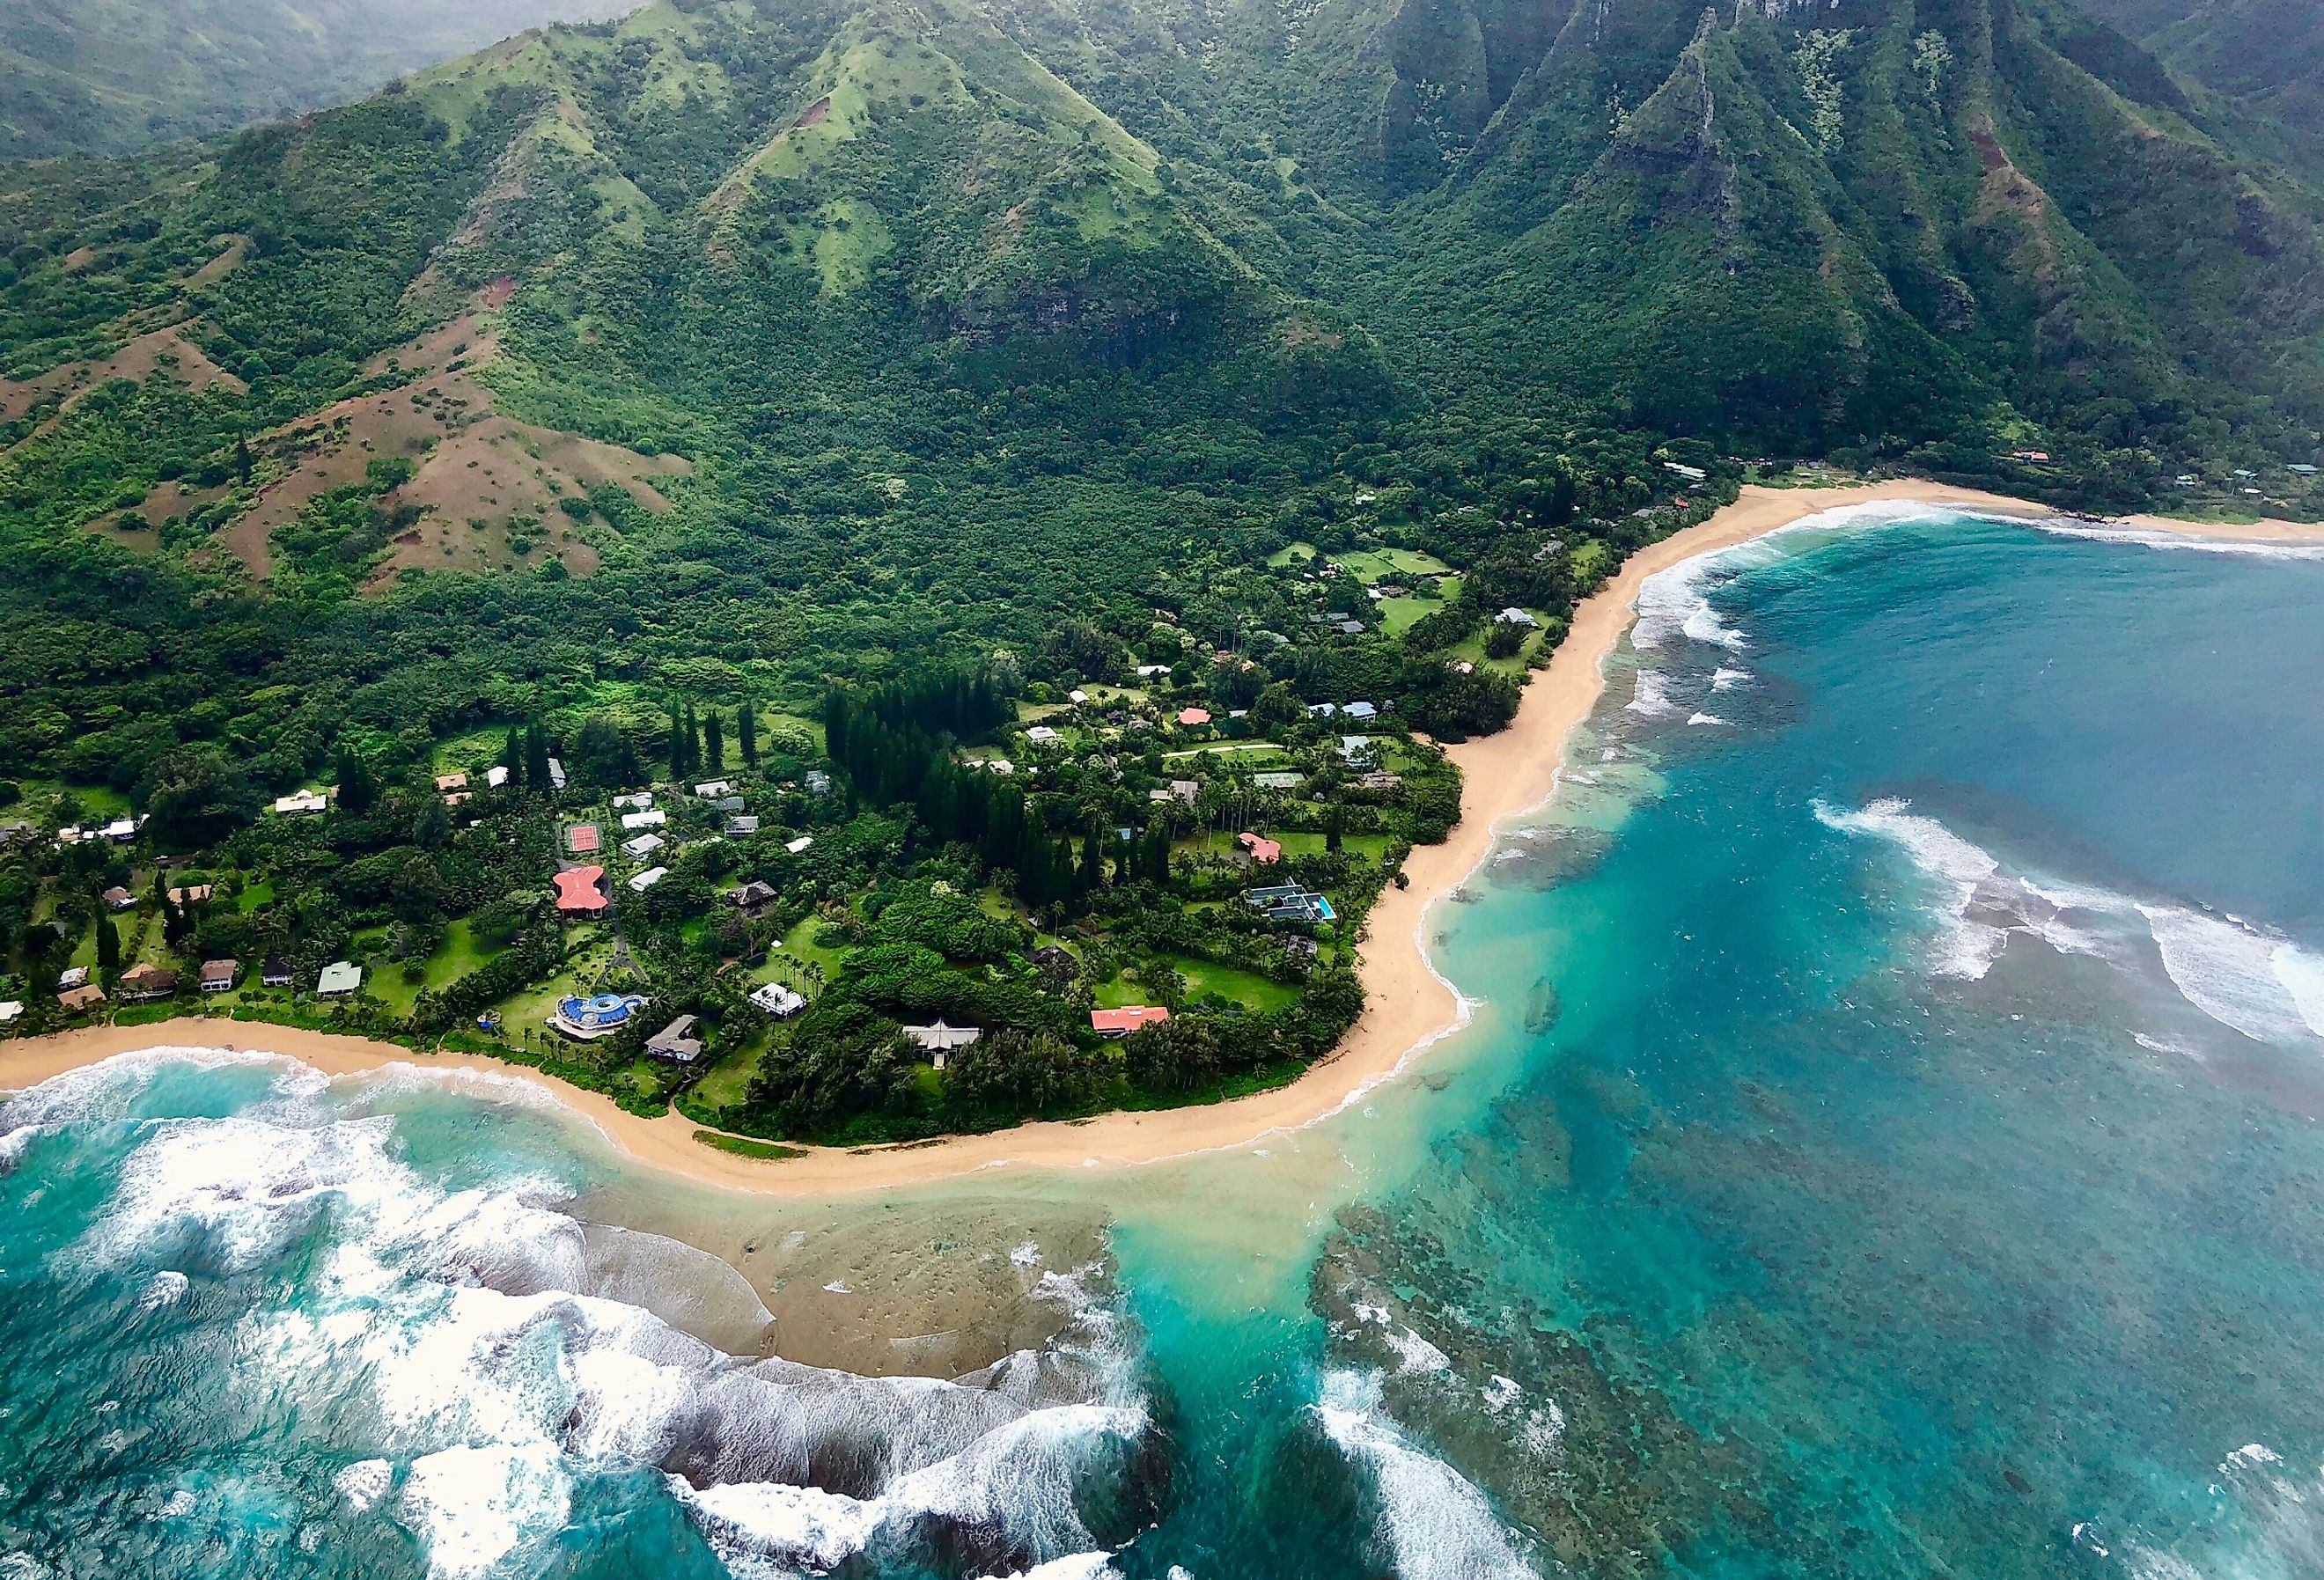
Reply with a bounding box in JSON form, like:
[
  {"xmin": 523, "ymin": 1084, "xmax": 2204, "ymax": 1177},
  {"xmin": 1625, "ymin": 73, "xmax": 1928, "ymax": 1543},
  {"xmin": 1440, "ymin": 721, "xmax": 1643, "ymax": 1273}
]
[
  {"xmin": 1814, "ymin": 798, "xmax": 2324, "ymax": 1045},
  {"xmin": 1313, "ymin": 1371, "xmax": 1541, "ymax": 1580},
  {"xmin": 2027, "ymin": 520, "xmax": 2324, "ymax": 562},
  {"xmin": 12, "ymin": 1057, "xmax": 1157, "ymax": 1580},
  {"xmin": 1626, "ymin": 671, "xmax": 1676, "ymax": 718}
]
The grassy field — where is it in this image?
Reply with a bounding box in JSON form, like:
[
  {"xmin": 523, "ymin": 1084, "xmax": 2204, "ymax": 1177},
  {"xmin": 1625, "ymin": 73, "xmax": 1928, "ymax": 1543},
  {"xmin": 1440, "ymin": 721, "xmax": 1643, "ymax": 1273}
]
[
  {"xmin": 1334, "ymin": 547, "xmax": 1454, "ymax": 583},
  {"xmin": 776, "ymin": 914, "xmax": 849, "ymax": 981},
  {"xmin": 363, "ymin": 921, "xmax": 496, "ymax": 1017},
  {"xmin": 1094, "ymin": 953, "xmax": 1299, "ymax": 1013},
  {"xmin": 690, "ymin": 1029, "xmax": 769, "ymax": 1111},
  {"xmin": 693, "ymin": 1129, "xmax": 803, "ymax": 1161}
]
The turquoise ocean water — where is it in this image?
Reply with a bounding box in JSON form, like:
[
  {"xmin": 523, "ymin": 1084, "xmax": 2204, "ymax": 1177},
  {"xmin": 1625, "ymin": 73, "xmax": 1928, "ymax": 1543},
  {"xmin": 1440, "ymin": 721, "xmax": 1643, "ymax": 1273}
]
[{"xmin": 7, "ymin": 508, "xmax": 2324, "ymax": 1578}]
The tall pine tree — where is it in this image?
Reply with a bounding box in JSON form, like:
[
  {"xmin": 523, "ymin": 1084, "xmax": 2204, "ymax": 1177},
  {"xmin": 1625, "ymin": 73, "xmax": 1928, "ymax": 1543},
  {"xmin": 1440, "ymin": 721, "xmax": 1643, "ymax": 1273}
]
[
  {"xmin": 703, "ymin": 709, "xmax": 724, "ymax": 772},
  {"xmin": 739, "ymin": 702, "xmax": 759, "ymax": 766},
  {"xmin": 667, "ymin": 707, "xmax": 688, "ymax": 779},
  {"xmin": 502, "ymin": 725, "xmax": 526, "ymax": 790},
  {"xmin": 525, "ymin": 721, "xmax": 551, "ymax": 789}
]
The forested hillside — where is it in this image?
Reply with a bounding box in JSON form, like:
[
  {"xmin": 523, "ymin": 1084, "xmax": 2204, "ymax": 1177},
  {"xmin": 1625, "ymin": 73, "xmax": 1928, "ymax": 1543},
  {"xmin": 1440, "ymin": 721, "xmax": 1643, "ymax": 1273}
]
[
  {"xmin": 1, "ymin": 0, "xmax": 2321, "ymax": 1130},
  {"xmin": 2073, "ymin": 0, "xmax": 2324, "ymax": 176},
  {"xmin": 0, "ymin": 0, "xmax": 638, "ymax": 158}
]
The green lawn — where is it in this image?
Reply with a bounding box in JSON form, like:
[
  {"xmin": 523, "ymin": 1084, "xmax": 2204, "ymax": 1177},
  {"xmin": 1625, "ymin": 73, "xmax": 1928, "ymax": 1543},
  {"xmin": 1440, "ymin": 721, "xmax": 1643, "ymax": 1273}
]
[
  {"xmin": 691, "ymin": 1029, "xmax": 769, "ymax": 1111},
  {"xmin": 1334, "ymin": 547, "xmax": 1454, "ymax": 583},
  {"xmin": 365, "ymin": 921, "xmax": 497, "ymax": 1017},
  {"xmin": 776, "ymin": 914, "xmax": 848, "ymax": 981},
  {"xmin": 1269, "ymin": 830, "xmax": 1396, "ymax": 862},
  {"xmin": 1172, "ymin": 955, "xmax": 1301, "ymax": 1013},
  {"xmin": 693, "ymin": 1129, "xmax": 803, "ymax": 1162},
  {"xmin": 1266, "ymin": 540, "xmax": 1320, "ymax": 568}
]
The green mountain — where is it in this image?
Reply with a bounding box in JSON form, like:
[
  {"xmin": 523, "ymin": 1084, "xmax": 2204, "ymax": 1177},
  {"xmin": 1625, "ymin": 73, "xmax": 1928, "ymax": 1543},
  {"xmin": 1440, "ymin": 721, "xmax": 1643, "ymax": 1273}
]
[
  {"xmin": 0, "ymin": 0, "xmax": 639, "ymax": 158},
  {"xmin": 2071, "ymin": 0, "xmax": 2324, "ymax": 177}
]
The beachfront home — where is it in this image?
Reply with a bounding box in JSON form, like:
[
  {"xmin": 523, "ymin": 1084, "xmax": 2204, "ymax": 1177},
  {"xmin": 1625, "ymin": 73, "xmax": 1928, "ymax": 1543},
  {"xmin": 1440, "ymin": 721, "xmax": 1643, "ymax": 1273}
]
[
  {"xmin": 1091, "ymin": 1006, "xmax": 1171, "ymax": 1038},
  {"xmin": 1495, "ymin": 607, "xmax": 1538, "ymax": 628},
  {"xmin": 553, "ymin": 867, "xmax": 610, "ymax": 916},
  {"xmin": 1342, "ymin": 701, "xmax": 1379, "ymax": 721},
  {"xmin": 199, "ymin": 959, "xmax": 238, "ymax": 993},
  {"xmin": 645, "ymin": 1015, "xmax": 706, "ymax": 1064},
  {"xmin": 58, "ymin": 983, "xmax": 106, "ymax": 1012},
  {"xmin": 747, "ymin": 981, "xmax": 806, "ymax": 1018},
  {"xmin": 118, "ymin": 962, "xmax": 177, "ymax": 1001},
  {"xmin": 316, "ymin": 961, "xmax": 363, "ymax": 996},
  {"xmin": 1338, "ymin": 736, "xmax": 1377, "ymax": 765},
  {"xmin": 1244, "ymin": 884, "xmax": 1335, "ymax": 924},
  {"xmin": 902, "ymin": 1018, "xmax": 982, "ymax": 1069},
  {"xmin": 1357, "ymin": 770, "xmax": 1403, "ymax": 790},
  {"xmin": 629, "ymin": 866, "xmax": 668, "ymax": 893},
  {"xmin": 551, "ymin": 991, "xmax": 645, "ymax": 1040},
  {"xmin": 262, "ymin": 957, "xmax": 294, "ymax": 988}
]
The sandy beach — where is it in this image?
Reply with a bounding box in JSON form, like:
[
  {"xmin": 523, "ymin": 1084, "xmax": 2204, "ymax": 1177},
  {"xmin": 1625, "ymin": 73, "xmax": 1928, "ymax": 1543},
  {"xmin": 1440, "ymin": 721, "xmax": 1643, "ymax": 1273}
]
[{"xmin": 7, "ymin": 481, "xmax": 2319, "ymax": 1195}]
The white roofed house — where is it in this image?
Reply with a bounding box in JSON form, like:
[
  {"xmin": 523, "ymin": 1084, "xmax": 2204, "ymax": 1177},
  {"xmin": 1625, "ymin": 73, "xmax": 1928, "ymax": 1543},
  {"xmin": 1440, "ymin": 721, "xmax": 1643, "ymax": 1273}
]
[
  {"xmin": 273, "ymin": 790, "xmax": 327, "ymax": 816},
  {"xmin": 547, "ymin": 758, "xmax": 567, "ymax": 790},
  {"xmin": 726, "ymin": 815, "xmax": 761, "ymax": 837},
  {"xmin": 1496, "ymin": 607, "xmax": 1539, "ymax": 628},
  {"xmin": 621, "ymin": 833, "xmax": 665, "ymax": 860},
  {"xmin": 621, "ymin": 808, "xmax": 667, "ymax": 831},
  {"xmin": 901, "ymin": 1018, "xmax": 982, "ymax": 1070},
  {"xmin": 1025, "ymin": 725, "xmax": 1063, "ymax": 745},
  {"xmin": 645, "ymin": 1014, "xmax": 706, "ymax": 1064},
  {"xmin": 629, "ymin": 866, "xmax": 669, "ymax": 892},
  {"xmin": 748, "ymin": 981, "xmax": 806, "ymax": 1018},
  {"xmin": 612, "ymin": 791, "xmax": 655, "ymax": 811},
  {"xmin": 694, "ymin": 780, "xmax": 734, "ymax": 797},
  {"xmin": 486, "ymin": 765, "xmax": 510, "ymax": 789}
]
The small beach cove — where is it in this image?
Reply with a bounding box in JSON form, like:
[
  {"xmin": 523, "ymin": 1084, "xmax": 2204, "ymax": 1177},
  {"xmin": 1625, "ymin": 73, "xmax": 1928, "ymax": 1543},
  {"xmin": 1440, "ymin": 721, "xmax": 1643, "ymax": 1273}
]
[{"xmin": 7, "ymin": 481, "xmax": 2318, "ymax": 1198}]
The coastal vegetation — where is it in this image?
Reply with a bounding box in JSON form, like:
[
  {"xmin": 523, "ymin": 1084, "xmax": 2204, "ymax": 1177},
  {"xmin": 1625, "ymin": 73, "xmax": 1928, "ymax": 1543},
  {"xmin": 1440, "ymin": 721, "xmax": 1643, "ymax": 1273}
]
[{"xmin": 2, "ymin": 0, "xmax": 2322, "ymax": 1142}]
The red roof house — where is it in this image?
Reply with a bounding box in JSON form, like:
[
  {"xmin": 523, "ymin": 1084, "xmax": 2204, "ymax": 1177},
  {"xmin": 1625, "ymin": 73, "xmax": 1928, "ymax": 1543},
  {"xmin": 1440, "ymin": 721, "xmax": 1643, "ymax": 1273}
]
[
  {"xmin": 1176, "ymin": 708, "xmax": 1212, "ymax": 727},
  {"xmin": 554, "ymin": 866, "xmax": 610, "ymax": 915},
  {"xmin": 1238, "ymin": 832, "xmax": 1283, "ymax": 863},
  {"xmin": 1092, "ymin": 1005, "xmax": 1172, "ymax": 1038}
]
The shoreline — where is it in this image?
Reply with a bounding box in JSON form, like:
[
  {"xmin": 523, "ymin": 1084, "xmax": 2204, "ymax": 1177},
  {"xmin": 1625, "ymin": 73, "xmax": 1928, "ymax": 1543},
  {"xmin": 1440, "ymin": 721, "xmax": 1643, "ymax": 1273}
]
[{"xmin": 6, "ymin": 481, "xmax": 2314, "ymax": 1194}]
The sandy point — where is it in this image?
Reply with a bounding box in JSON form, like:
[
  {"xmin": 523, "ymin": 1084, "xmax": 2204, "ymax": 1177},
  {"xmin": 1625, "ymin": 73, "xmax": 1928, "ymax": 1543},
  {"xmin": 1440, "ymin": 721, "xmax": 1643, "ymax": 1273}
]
[{"xmin": 6, "ymin": 481, "xmax": 2314, "ymax": 1195}]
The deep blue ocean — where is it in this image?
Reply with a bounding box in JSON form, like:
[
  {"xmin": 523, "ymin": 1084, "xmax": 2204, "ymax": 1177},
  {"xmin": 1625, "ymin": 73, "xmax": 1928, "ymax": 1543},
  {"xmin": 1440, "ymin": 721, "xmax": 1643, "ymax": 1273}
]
[{"xmin": 6, "ymin": 509, "xmax": 2324, "ymax": 1579}]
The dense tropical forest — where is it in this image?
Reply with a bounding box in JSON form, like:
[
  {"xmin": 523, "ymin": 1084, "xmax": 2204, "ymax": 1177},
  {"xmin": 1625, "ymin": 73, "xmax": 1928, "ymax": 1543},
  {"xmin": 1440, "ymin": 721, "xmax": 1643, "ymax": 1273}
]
[{"xmin": 0, "ymin": 0, "xmax": 2319, "ymax": 1139}]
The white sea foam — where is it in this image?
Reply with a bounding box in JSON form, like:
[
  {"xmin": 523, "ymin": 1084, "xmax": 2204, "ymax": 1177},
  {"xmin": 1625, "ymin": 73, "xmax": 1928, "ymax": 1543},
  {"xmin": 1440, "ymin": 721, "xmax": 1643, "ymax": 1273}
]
[
  {"xmin": 1314, "ymin": 1371, "xmax": 1538, "ymax": 1580},
  {"xmin": 60, "ymin": 1088, "xmax": 1151, "ymax": 1580},
  {"xmin": 1687, "ymin": 712, "xmax": 1725, "ymax": 727},
  {"xmin": 1625, "ymin": 671, "xmax": 1676, "ymax": 718},
  {"xmin": 137, "ymin": 1269, "xmax": 189, "ymax": 1310},
  {"xmin": 2027, "ymin": 519, "xmax": 2324, "ymax": 561},
  {"xmin": 1633, "ymin": 555, "xmax": 1747, "ymax": 652},
  {"xmin": 974, "ymin": 1554, "xmax": 1119, "ymax": 1580},
  {"xmin": 335, "ymin": 1459, "xmax": 393, "ymax": 1514},
  {"xmin": 1710, "ymin": 667, "xmax": 1750, "ymax": 691},
  {"xmin": 1481, "ymin": 1376, "xmax": 1520, "ymax": 1413},
  {"xmin": 1011, "ymin": 1241, "xmax": 1043, "ymax": 1268},
  {"xmin": 1817, "ymin": 800, "xmax": 2324, "ymax": 1047},
  {"xmin": 0, "ymin": 1125, "xmax": 37, "ymax": 1168},
  {"xmin": 1381, "ymin": 1327, "xmax": 1450, "ymax": 1376},
  {"xmin": 1813, "ymin": 797, "xmax": 2005, "ymax": 979}
]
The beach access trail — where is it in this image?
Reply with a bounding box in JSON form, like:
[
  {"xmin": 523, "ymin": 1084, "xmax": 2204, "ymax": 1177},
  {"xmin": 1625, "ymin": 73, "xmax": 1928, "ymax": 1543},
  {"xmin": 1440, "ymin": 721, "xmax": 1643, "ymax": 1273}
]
[{"xmin": 6, "ymin": 483, "xmax": 2316, "ymax": 1194}]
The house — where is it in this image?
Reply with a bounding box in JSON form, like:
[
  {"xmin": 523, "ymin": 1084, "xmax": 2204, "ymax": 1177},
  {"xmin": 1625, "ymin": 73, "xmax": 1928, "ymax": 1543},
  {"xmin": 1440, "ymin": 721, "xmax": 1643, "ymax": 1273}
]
[
  {"xmin": 118, "ymin": 962, "xmax": 177, "ymax": 1001},
  {"xmin": 1336, "ymin": 621, "xmax": 1364, "ymax": 636},
  {"xmin": 748, "ymin": 981, "xmax": 806, "ymax": 1018},
  {"xmin": 551, "ymin": 991, "xmax": 646, "ymax": 1040},
  {"xmin": 1068, "ymin": 689, "xmax": 1091, "ymax": 704},
  {"xmin": 620, "ymin": 809, "xmax": 666, "ymax": 831},
  {"xmin": 902, "ymin": 1018, "xmax": 982, "ymax": 1068},
  {"xmin": 1495, "ymin": 607, "xmax": 1538, "ymax": 628},
  {"xmin": 0, "ymin": 1001, "xmax": 18, "ymax": 1024},
  {"xmin": 1092, "ymin": 1006, "xmax": 1171, "ymax": 1038},
  {"xmin": 1661, "ymin": 460, "xmax": 1708, "ymax": 482},
  {"xmin": 435, "ymin": 772, "xmax": 469, "ymax": 792},
  {"xmin": 2013, "ymin": 450, "xmax": 2053, "ymax": 464},
  {"xmin": 1339, "ymin": 736, "xmax": 1377, "ymax": 764},
  {"xmin": 712, "ymin": 796, "xmax": 746, "ymax": 814},
  {"xmin": 613, "ymin": 790, "xmax": 654, "ymax": 811},
  {"xmin": 1025, "ymin": 725, "xmax": 1063, "ymax": 745},
  {"xmin": 553, "ymin": 867, "xmax": 610, "ymax": 915},
  {"xmin": 485, "ymin": 765, "xmax": 511, "ymax": 789},
  {"xmin": 444, "ymin": 792, "xmax": 472, "ymax": 808},
  {"xmin": 694, "ymin": 780, "xmax": 734, "ymax": 797},
  {"xmin": 629, "ymin": 866, "xmax": 668, "ymax": 893},
  {"xmin": 2291, "ymin": 464, "xmax": 2319, "ymax": 476},
  {"xmin": 1357, "ymin": 770, "xmax": 1403, "ymax": 790},
  {"xmin": 262, "ymin": 957, "xmax": 294, "ymax": 988},
  {"xmin": 274, "ymin": 790, "xmax": 328, "ymax": 816},
  {"xmin": 785, "ymin": 834, "xmax": 813, "ymax": 855},
  {"xmin": 102, "ymin": 816, "xmax": 143, "ymax": 843},
  {"xmin": 1244, "ymin": 884, "xmax": 1335, "ymax": 923},
  {"xmin": 644, "ymin": 1014, "xmax": 706, "ymax": 1064},
  {"xmin": 199, "ymin": 959, "xmax": 238, "ymax": 993},
  {"xmin": 1285, "ymin": 937, "xmax": 1320, "ymax": 961},
  {"xmin": 1169, "ymin": 779, "xmax": 1200, "ymax": 805},
  {"xmin": 58, "ymin": 983, "xmax": 107, "ymax": 1013},
  {"xmin": 316, "ymin": 961, "xmax": 363, "ymax": 996},
  {"xmin": 1136, "ymin": 665, "xmax": 1172, "ymax": 679},
  {"xmin": 981, "ymin": 759, "xmax": 1016, "ymax": 775},
  {"xmin": 1307, "ymin": 702, "xmax": 1339, "ymax": 718},
  {"xmin": 57, "ymin": 966, "xmax": 88, "ymax": 990},
  {"xmin": 168, "ymin": 884, "xmax": 214, "ymax": 907},
  {"xmin": 730, "ymin": 880, "xmax": 777, "ymax": 911},
  {"xmin": 567, "ymin": 825, "xmax": 601, "ymax": 855},
  {"xmin": 621, "ymin": 833, "xmax": 665, "ymax": 860},
  {"xmin": 1238, "ymin": 832, "xmax": 1283, "ymax": 864},
  {"xmin": 726, "ymin": 815, "xmax": 761, "ymax": 837},
  {"xmin": 1253, "ymin": 772, "xmax": 1305, "ymax": 791},
  {"xmin": 546, "ymin": 758, "xmax": 567, "ymax": 790},
  {"xmin": 1342, "ymin": 701, "xmax": 1379, "ymax": 721},
  {"xmin": 1031, "ymin": 944, "xmax": 1078, "ymax": 981},
  {"xmin": 102, "ymin": 886, "xmax": 135, "ymax": 910},
  {"xmin": 1176, "ymin": 707, "xmax": 1212, "ymax": 727}
]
